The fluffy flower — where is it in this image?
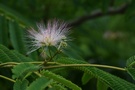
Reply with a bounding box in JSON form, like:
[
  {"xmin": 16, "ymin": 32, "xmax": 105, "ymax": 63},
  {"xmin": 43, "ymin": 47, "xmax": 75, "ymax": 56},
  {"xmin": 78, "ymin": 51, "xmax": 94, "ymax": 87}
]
[{"xmin": 26, "ymin": 20, "xmax": 70, "ymax": 54}]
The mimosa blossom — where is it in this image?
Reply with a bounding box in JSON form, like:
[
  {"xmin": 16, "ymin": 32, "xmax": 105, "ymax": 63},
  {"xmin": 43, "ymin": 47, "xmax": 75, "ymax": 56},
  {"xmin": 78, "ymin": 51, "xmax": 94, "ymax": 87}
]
[{"xmin": 26, "ymin": 20, "xmax": 70, "ymax": 54}]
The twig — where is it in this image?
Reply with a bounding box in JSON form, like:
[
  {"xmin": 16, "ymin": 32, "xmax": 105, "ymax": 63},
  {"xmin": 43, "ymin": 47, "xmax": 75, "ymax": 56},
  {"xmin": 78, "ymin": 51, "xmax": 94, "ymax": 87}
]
[
  {"xmin": 68, "ymin": 3, "xmax": 128, "ymax": 27},
  {"xmin": 0, "ymin": 75, "xmax": 15, "ymax": 82},
  {"xmin": 42, "ymin": 63, "xmax": 126, "ymax": 71}
]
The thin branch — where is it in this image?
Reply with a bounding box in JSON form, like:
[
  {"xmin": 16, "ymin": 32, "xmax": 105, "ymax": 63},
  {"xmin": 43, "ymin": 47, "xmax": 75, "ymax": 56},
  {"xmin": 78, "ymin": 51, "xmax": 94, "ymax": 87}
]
[
  {"xmin": 68, "ymin": 3, "xmax": 128, "ymax": 27},
  {"xmin": 34, "ymin": 72, "xmax": 42, "ymax": 77},
  {"xmin": 0, "ymin": 61, "xmax": 126, "ymax": 71},
  {"xmin": 0, "ymin": 61, "xmax": 60, "ymax": 68},
  {"xmin": 48, "ymin": 50, "xmax": 61, "ymax": 61},
  {"xmin": 0, "ymin": 75, "xmax": 15, "ymax": 82},
  {"xmin": 42, "ymin": 63, "xmax": 126, "ymax": 71},
  {"xmin": 0, "ymin": 62, "xmax": 43, "ymax": 67}
]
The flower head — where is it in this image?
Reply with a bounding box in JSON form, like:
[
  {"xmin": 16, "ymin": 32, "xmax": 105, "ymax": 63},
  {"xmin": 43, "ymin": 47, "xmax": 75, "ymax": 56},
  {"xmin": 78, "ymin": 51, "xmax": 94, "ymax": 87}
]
[{"xmin": 26, "ymin": 20, "xmax": 70, "ymax": 54}]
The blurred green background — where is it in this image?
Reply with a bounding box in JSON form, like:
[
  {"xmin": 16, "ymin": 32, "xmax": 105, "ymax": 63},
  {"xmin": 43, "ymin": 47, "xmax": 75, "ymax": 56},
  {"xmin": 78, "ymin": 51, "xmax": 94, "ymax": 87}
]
[{"xmin": 0, "ymin": 0, "xmax": 135, "ymax": 89}]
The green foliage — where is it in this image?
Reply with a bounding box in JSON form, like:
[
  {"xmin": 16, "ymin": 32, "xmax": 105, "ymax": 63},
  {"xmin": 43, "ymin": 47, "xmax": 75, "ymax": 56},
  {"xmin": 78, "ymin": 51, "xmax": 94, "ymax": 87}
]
[
  {"xmin": 12, "ymin": 63, "xmax": 40, "ymax": 79},
  {"xmin": 14, "ymin": 79, "xmax": 29, "ymax": 90},
  {"xmin": 0, "ymin": 16, "xmax": 9, "ymax": 46},
  {"xmin": 51, "ymin": 84, "xmax": 67, "ymax": 90},
  {"xmin": 57, "ymin": 57, "xmax": 135, "ymax": 90},
  {"xmin": 9, "ymin": 21, "xmax": 26, "ymax": 54},
  {"xmin": 0, "ymin": 3, "xmax": 33, "ymax": 28},
  {"xmin": 12, "ymin": 50, "xmax": 33, "ymax": 62},
  {"xmin": 126, "ymin": 55, "xmax": 135, "ymax": 67},
  {"xmin": 126, "ymin": 56, "xmax": 135, "ymax": 80},
  {"xmin": 0, "ymin": 3, "xmax": 38, "ymax": 59},
  {"xmin": 0, "ymin": 44, "xmax": 21, "ymax": 62},
  {"xmin": 0, "ymin": 44, "xmax": 33, "ymax": 62},
  {"xmin": 27, "ymin": 77, "xmax": 53, "ymax": 90},
  {"xmin": 81, "ymin": 72, "xmax": 93, "ymax": 85},
  {"xmin": 42, "ymin": 70, "xmax": 81, "ymax": 90},
  {"xmin": 127, "ymin": 68, "xmax": 135, "ymax": 80},
  {"xmin": 97, "ymin": 80, "xmax": 108, "ymax": 90}
]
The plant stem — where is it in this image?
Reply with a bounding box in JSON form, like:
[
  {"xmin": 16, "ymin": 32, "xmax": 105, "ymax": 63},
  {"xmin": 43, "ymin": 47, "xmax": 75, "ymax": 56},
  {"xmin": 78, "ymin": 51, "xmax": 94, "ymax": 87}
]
[
  {"xmin": 48, "ymin": 50, "xmax": 60, "ymax": 61},
  {"xmin": 0, "ymin": 61, "xmax": 59, "ymax": 68},
  {"xmin": 43, "ymin": 63, "xmax": 126, "ymax": 71},
  {"xmin": 48, "ymin": 47, "xmax": 52, "ymax": 58},
  {"xmin": 0, "ymin": 62, "xmax": 44, "ymax": 68},
  {"xmin": 34, "ymin": 72, "xmax": 42, "ymax": 77},
  {"xmin": 0, "ymin": 75, "xmax": 15, "ymax": 82},
  {"xmin": 0, "ymin": 62, "xmax": 19, "ymax": 66},
  {"xmin": 0, "ymin": 61, "xmax": 126, "ymax": 71}
]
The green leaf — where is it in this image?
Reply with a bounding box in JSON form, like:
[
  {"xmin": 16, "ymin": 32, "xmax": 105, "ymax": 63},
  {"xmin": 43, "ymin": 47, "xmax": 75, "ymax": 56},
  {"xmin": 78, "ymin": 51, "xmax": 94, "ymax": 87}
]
[
  {"xmin": 27, "ymin": 77, "xmax": 53, "ymax": 90},
  {"xmin": 42, "ymin": 70, "xmax": 81, "ymax": 90},
  {"xmin": 28, "ymin": 51, "xmax": 38, "ymax": 61},
  {"xmin": 126, "ymin": 55, "xmax": 135, "ymax": 67},
  {"xmin": 51, "ymin": 84, "xmax": 67, "ymax": 90},
  {"xmin": 0, "ymin": 44, "xmax": 21, "ymax": 62},
  {"xmin": 14, "ymin": 79, "xmax": 29, "ymax": 90},
  {"xmin": 127, "ymin": 68, "xmax": 135, "ymax": 80},
  {"xmin": 12, "ymin": 63, "xmax": 40, "ymax": 79},
  {"xmin": 0, "ymin": 3, "xmax": 33, "ymax": 28},
  {"xmin": 12, "ymin": 50, "xmax": 33, "ymax": 62},
  {"xmin": 0, "ymin": 16, "xmax": 9, "ymax": 46},
  {"xmin": 82, "ymin": 72, "xmax": 93, "ymax": 85},
  {"xmin": 126, "ymin": 56, "xmax": 135, "ymax": 80},
  {"xmin": 97, "ymin": 80, "xmax": 108, "ymax": 90},
  {"xmin": 57, "ymin": 57, "xmax": 135, "ymax": 90},
  {"xmin": 9, "ymin": 21, "xmax": 26, "ymax": 54},
  {"xmin": 0, "ymin": 49, "xmax": 12, "ymax": 62},
  {"xmin": 0, "ymin": 44, "xmax": 33, "ymax": 62}
]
